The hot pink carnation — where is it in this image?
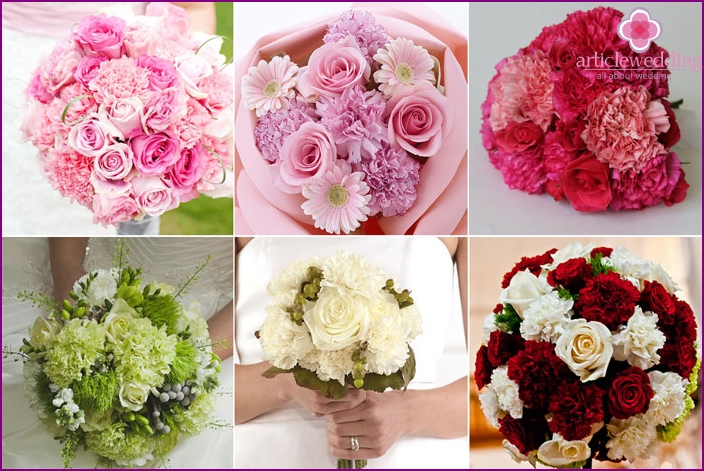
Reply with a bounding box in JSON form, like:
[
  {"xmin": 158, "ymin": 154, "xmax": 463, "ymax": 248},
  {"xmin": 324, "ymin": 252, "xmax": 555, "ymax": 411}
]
[{"xmin": 610, "ymin": 152, "xmax": 683, "ymax": 210}]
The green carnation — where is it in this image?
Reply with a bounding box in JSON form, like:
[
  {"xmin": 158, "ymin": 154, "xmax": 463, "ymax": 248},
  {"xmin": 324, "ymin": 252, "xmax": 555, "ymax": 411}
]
[
  {"xmin": 85, "ymin": 422, "xmax": 152, "ymax": 463},
  {"xmin": 43, "ymin": 319, "xmax": 106, "ymax": 388},
  {"xmin": 113, "ymin": 317, "xmax": 177, "ymax": 388},
  {"xmin": 174, "ymin": 393, "xmax": 216, "ymax": 435}
]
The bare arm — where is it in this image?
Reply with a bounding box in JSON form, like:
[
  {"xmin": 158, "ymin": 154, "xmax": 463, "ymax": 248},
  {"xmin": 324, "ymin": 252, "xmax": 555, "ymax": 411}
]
[
  {"xmin": 456, "ymin": 237, "xmax": 468, "ymax": 344},
  {"xmin": 49, "ymin": 238, "xmax": 88, "ymax": 303},
  {"xmin": 207, "ymin": 299, "xmax": 233, "ymax": 360},
  {"xmin": 170, "ymin": 2, "xmax": 216, "ymax": 34}
]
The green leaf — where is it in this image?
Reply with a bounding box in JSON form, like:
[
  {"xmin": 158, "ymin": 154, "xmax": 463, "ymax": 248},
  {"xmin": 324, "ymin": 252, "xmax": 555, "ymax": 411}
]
[
  {"xmin": 495, "ymin": 304, "xmax": 522, "ymax": 334},
  {"xmin": 261, "ymin": 366, "xmax": 291, "ymax": 379},
  {"xmin": 261, "ymin": 366, "xmax": 349, "ymax": 399},
  {"xmin": 356, "ymin": 346, "xmax": 416, "ymax": 393}
]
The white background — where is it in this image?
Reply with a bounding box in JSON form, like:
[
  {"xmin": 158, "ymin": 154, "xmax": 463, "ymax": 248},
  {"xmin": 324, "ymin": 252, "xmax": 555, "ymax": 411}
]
[{"xmin": 468, "ymin": 2, "xmax": 702, "ymax": 235}]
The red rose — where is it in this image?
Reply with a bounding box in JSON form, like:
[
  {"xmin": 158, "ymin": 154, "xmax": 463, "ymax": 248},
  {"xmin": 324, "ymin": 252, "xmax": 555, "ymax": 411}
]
[
  {"xmin": 641, "ymin": 280, "xmax": 676, "ymax": 321},
  {"xmin": 474, "ymin": 345, "xmax": 493, "ymax": 390},
  {"xmin": 576, "ymin": 272, "xmax": 641, "ymax": 330},
  {"xmin": 555, "ymin": 119, "xmax": 587, "ymax": 153},
  {"xmin": 548, "ymin": 40, "xmax": 577, "ymax": 70},
  {"xmin": 608, "ymin": 367, "xmax": 654, "ymax": 419},
  {"xmin": 658, "ymin": 342, "xmax": 697, "ymax": 379},
  {"xmin": 507, "ymin": 341, "xmax": 571, "ymax": 409},
  {"xmin": 499, "ymin": 413, "xmax": 551, "ymax": 455},
  {"xmin": 487, "ymin": 330, "xmax": 525, "ymax": 368},
  {"xmin": 545, "ymin": 180, "xmax": 565, "ymax": 201},
  {"xmin": 495, "ymin": 121, "xmax": 544, "ymax": 153},
  {"xmin": 548, "ymin": 380, "xmax": 605, "ymax": 440},
  {"xmin": 590, "ymin": 247, "xmax": 613, "ymax": 258},
  {"xmin": 547, "ymin": 258, "xmax": 592, "ymax": 292},
  {"xmin": 493, "ymin": 303, "xmax": 504, "ymax": 314},
  {"xmin": 561, "ymin": 154, "xmax": 612, "ymax": 212},
  {"xmin": 658, "ymin": 100, "xmax": 681, "ymax": 148},
  {"xmin": 501, "ymin": 248, "xmax": 557, "ymax": 288},
  {"xmin": 664, "ymin": 170, "xmax": 689, "ymax": 207}
]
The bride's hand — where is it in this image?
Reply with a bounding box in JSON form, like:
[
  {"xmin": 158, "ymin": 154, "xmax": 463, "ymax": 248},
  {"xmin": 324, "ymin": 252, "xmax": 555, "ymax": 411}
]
[
  {"xmin": 287, "ymin": 381, "xmax": 367, "ymax": 417},
  {"xmin": 325, "ymin": 390, "xmax": 408, "ymax": 460}
]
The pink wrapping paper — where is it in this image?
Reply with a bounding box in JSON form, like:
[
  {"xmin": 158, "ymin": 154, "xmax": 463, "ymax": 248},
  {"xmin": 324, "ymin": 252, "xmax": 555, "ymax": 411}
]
[{"xmin": 235, "ymin": 3, "xmax": 468, "ymax": 235}]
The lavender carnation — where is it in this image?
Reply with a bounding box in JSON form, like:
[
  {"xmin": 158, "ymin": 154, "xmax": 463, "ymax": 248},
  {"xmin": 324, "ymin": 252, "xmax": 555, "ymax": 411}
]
[
  {"xmin": 317, "ymin": 86, "xmax": 386, "ymax": 163},
  {"xmin": 323, "ymin": 10, "xmax": 389, "ymax": 66},
  {"xmin": 254, "ymin": 98, "xmax": 316, "ymax": 163},
  {"xmin": 360, "ymin": 143, "xmax": 420, "ymax": 217}
]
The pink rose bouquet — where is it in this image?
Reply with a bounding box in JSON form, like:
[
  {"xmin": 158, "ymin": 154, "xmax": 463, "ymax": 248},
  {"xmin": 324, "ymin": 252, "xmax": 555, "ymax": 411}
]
[
  {"xmin": 21, "ymin": 3, "xmax": 234, "ymax": 226},
  {"xmin": 481, "ymin": 7, "xmax": 689, "ymax": 212},
  {"xmin": 236, "ymin": 5, "xmax": 468, "ymax": 234}
]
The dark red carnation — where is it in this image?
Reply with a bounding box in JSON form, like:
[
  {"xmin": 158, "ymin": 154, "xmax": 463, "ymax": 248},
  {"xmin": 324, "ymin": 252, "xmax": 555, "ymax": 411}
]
[
  {"xmin": 499, "ymin": 412, "xmax": 551, "ymax": 455},
  {"xmin": 575, "ymin": 272, "xmax": 641, "ymax": 330},
  {"xmin": 548, "ymin": 380, "xmax": 605, "ymax": 440},
  {"xmin": 641, "ymin": 280, "xmax": 676, "ymax": 321},
  {"xmin": 502, "ymin": 249, "xmax": 558, "ymax": 288},
  {"xmin": 547, "ymin": 258, "xmax": 592, "ymax": 292},
  {"xmin": 507, "ymin": 341, "xmax": 571, "ymax": 409},
  {"xmin": 493, "ymin": 303, "xmax": 504, "ymax": 314},
  {"xmin": 487, "ymin": 330, "xmax": 525, "ymax": 368},
  {"xmin": 608, "ymin": 366, "xmax": 654, "ymax": 419},
  {"xmin": 474, "ymin": 345, "xmax": 493, "ymax": 390},
  {"xmin": 590, "ymin": 247, "xmax": 613, "ymax": 258},
  {"xmin": 657, "ymin": 342, "xmax": 697, "ymax": 379},
  {"xmin": 672, "ymin": 299, "xmax": 698, "ymax": 345},
  {"xmin": 659, "ymin": 100, "xmax": 681, "ymax": 148}
]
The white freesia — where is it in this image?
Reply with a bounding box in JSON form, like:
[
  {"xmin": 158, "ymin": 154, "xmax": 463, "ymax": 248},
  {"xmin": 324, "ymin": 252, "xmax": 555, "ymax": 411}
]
[
  {"xmin": 612, "ymin": 307, "xmax": 666, "ymax": 370},
  {"xmin": 538, "ymin": 434, "xmax": 591, "ymax": 467},
  {"xmin": 320, "ymin": 251, "xmax": 387, "ymax": 298},
  {"xmin": 303, "ymin": 288, "xmax": 371, "ymax": 350},
  {"xmin": 478, "ymin": 388, "xmax": 504, "ymax": 428},
  {"xmin": 118, "ymin": 382, "xmax": 151, "ymax": 411},
  {"xmin": 609, "ymin": 247, "xmax": 678, "ymax": 293},
  {"xmin": 520, "ymin": 291, "xmax": 573, "ymax": 342},
  {"xmin": 259, "ymin": 306, "xmax": 314, "ymax": 370},
  {"xmin": 646, "ymin": 371, "xmax": 687, "ymax": 425},
  {"xmin": 543, "ymin": 242, "xmax": 593, "ymax": 270},
  {"xmin": 499, "ymin": 270, "xmax": 552, "ymax": 318},
  {"xmin": 605, "ymin": 416, "xmax": 658, "ymax": 461},
  {"xmin": 482, "ymin": 313, "xmax": 499, "ymax": 344},
  {"xmin": 555, "ymin": 319, "xmax": 612, "ymax": 382},
  {"xmin": 490, "ymin": 366, "xmax": 523, "ymax": 419}
]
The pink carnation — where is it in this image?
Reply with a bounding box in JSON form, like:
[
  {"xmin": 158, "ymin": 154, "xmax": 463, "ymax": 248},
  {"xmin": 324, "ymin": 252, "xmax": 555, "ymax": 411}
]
[
  {"xmin": 173, "ymin": 98, "xmax": 211, "ymax": 148},
  {"xmin": 490, "ymin": 51, "xmax": 555, "ymax": 132},
  {"xmin": 59, "ymin": 83, "xmax": 98, "ymax": 124},
  {"xmin": 317, "ymin": 85, "xmax": 386, "ymax": 163},
  {"xmin": 610, "ymin": 152, "xmax": 683, "ymax": 210},
  {"xmin": 582, "ymin": 86, "xmax": 666, "ymax": 172},
  {"xmin": 254, "ymin": 98, "xmax": 316, "ymax": 163},
  {"xmin": 490, "ymin": 146, "xmax": 547, "ymax": 194},
  {"xmin": 199, "ymin": 72, "xmax": 234, "ymax": 113},
  {"xmin": 323, "ymin": 10, "xmax": 389, "ymax": 66},
  {"xmin": 42, "ymin": 148, "xmax": 94, "ymax": 207},
  {"xmin": 89, "ymin": 56, "xmax": 151, "ymax": 107}
]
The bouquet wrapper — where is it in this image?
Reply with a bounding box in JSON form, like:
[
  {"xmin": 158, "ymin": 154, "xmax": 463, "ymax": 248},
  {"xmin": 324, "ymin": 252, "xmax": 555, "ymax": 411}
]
[{"xmin": 235, "ymin": 3, "xmax": 468, "ymax": 235}]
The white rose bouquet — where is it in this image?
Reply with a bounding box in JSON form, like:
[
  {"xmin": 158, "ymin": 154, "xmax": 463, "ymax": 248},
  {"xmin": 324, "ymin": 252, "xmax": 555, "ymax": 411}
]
[
  {"xmin": 475, "ymin": 243, "xmax": 699, "ymax": 468},
  {"xmin": 258, "ymin": 250, "xmax": 422, "ymax": 468},
  {"xmin": 4, "ymin": 244, "xmax": 222, "ymax": 468}
]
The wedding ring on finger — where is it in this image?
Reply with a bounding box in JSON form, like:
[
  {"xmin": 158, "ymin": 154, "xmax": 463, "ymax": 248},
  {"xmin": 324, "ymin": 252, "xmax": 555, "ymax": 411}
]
[{"xmin": 350, "ymin": 436, "xmax": 360, "ymax": 452}]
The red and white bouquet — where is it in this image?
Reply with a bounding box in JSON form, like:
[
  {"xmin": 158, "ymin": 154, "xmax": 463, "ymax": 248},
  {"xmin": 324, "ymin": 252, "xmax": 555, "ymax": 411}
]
[
  {"xmin": 237, "ymin": 6, "xmax": 467, "ymax": 235},
  {"xmin": 21, "ymin": 3, "xmax": 234, "ymax": 226},
  {"xmin": 475, "ymin": 243, "xmax": 699, "ymax": 468},
  {"xmin": 481, "ymin": 7, "xmax": 689, "ymax": 212}
]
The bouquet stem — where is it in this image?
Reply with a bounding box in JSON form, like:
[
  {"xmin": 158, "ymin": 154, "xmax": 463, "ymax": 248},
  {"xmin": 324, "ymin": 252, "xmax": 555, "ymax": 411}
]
[
  {"xmin": 583, "ymin": 457, "xmax": 593, "ymax": 469},
  {"xmin": 117, "ymin": 215, "xmax": 160, "ymax": 235},
  {"xmin": 337, "ymin": 459, "xmax": 367, "ymax": 469}
]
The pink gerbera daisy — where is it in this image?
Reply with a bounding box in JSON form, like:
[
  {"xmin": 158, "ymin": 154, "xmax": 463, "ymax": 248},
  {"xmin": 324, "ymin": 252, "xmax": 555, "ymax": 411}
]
[
  {"xmin": 301, "ymin": 162, "xmax": 371, "ymax": 234},
  {"xmin": 242, "ymin": 55, "xmax": 298, "ymax": 117},
  {"xmin": 373, "ymin": 38, "xmax": 436, "ymax": 97}
]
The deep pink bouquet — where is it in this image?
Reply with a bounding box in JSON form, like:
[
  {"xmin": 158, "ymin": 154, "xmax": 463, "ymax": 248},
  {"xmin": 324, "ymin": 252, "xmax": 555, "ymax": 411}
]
[
  {"xmin": 481, "ymin": 7, "xmax": 689, "ymax": 212},
  {"xmin": 237, "ymin": 6, "xmax": 468, "ymax": 235},
  {"xmin": 21, "ymin": 3, "xmax": 233, "ymax": 226}
]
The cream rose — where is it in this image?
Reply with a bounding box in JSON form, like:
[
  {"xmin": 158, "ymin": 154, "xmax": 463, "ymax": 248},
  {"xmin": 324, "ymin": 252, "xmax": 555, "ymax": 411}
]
[
  {"xmin": 118, "ymin": 382, "xmax": 150, "ymax": 411},
  {"xmin": 538, "ymin": 434, "xmax": 592, "ymax": 467},
  {"xmin": 555, "ymin": 319, "xmax": 613, "ymax": 382},
  {"xmin": 104, "ymin": 299, "xmax": 138, "ymax": 344},
  {"xmin": 499, "ymin": 270, "xmax": 552, "ymax": 318},
  {"xmin": 28, "ymin": 317, "xmax": 61, "ymax": 348},
  {"xmin": 303, "ymin": 288, "xmax": 370, "ymax": 351}
]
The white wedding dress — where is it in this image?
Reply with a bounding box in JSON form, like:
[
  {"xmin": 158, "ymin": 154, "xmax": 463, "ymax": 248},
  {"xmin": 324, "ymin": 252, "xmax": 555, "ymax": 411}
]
[
  {"xmin": 1, "ymin": 2, "xmax": 146, "ymax": 235},
  {"xmin": 2, "ymin": 237, "xmax": 234, "ymax": 468},
  {"xmin": 235, "ymin": 237, "xmax": 469, "ymax": 468}
]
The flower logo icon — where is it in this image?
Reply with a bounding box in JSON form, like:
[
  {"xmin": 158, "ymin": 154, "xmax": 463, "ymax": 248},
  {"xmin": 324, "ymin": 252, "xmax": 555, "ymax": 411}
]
[{"xmin": 618, "ymin": 8, "xmax": 661, "ymax": 53}]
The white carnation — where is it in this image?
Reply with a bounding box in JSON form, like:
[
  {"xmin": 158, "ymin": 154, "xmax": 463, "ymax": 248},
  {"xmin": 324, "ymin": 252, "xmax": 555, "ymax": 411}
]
[
  {"xmin": 399, "ymin": 303, "xmax": 423, "ymax": 340},
  {"xmin": 612, "ymin": 307, "xmax": 666, "ymax": 370},
  {"xmin": 543, "ymin": 242, "xmax": 593, "ymax": 270},
  {"xmin": 605, "ymin": 416, "xmax": 658, "ymax": 462},
  {"xmin": 520, "ymin": 291, "xmax": 573, "ymax": 343},
  {"xmin": 366, "ymin": 301, "xmax": 411, "ymax": 375},
  {"xmin": 490, "ymin": 366, "xmax": 523, "ymax": 419},
  {"xmin": 316, "ymin": 346, "xmax": 356, "ymax": 385},
  {"xmin": 267, "ymin": 258, "xmax": 319, "ymax": 307},
  {"xmin": 320, "ymin": 251, "xmax": 387, "ymax": 298},
  {"xmin": 503, "ymin": 439, "xmax": 531, "ymax": 464},
  {"xmin": 646, "ymin": 371, "xmax": 687, "ymax": 425},
  {"xmin": 478, "ymin": 388, "xmax": 504, "ymax": 428},
  {"xmin": 482, "ymin": 313, "xmax": 499, "ymax": 345},
  {"xmin": 76, "ymin": 269, "xmax": 118, "ymax": 306},
  {"xmin": 259, "ymin": 306, "xmax": 314, "ymax": 370},
  {"xmin": 609, "ymin": 247, "xmax": 678, "ymax": 293}
]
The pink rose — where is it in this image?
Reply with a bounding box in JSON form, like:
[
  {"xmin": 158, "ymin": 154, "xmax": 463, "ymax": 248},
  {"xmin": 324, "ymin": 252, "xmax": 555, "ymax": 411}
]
[
  {"xmin": 130, "ymin": 131, "xmax": 181, "ymax": 176},
  {"xmin": 385, "ymin": 84, "xmax": 452, "ymax": 157},
  {"xmin": 67, "ymin": 113, "xmax": 120, "ymax": 157},
  {"xmin": 94, "ymin": 143, "xmax": 133, "ymax": 180},
  {"xmin": 495, "ymin": 121, "xmax": 544, "ymax": 153},
  {"xmin": 146, "ymin": 3, "xmax": 190, "ymax": 36},
  {"xmin": 142, "ymin": 88, "xmax": 185, "ymax": 132},
  {"xmin": 165, "ymin": 143, "xmax": 208, "ymax": 189},
  {"xmin": 74, "ymin": 55, "xmax": 108, "ymax": 87},
  {"xmin": 561, "ymin": 154, "xmax": 612, "ymax": 212},
  {"xmin": 74, "ymin": 14, "xmax": 126, "ymax": 59},
  {"xmin": 278, "ymin": 122, "xmax": 336, "ymax": 193},
  {"xmin": 101, "ymin": 98, "xmax": 144, "ymax": 138},
  {"xmin": 296, "ymin": 36, "xmax": 370, "ymax": 98},
  {"xmin": 92, "ymin": 192, "xmax": 140, "ymax": 226},
  {"xmin": 199, "ymin": 73, "xmax": 234, "ymax": 113},
  {"xmin": 136, "ymin": 54, "xmax": 180, "ymax": 91},
  {"xmin": 132, "ymin": 176, "xmax": 178, "ymax": 216},
  {"xmin": 124, "ymin": 26, "xmax": 160, "ymax": 58},
  {"xmin": 174, "ymin": 54, "xmax": 213, "ymax": 99},
  {"xmin": 27, "ymin": 68, "xmax": 52, "ymax": 103},
  {"xmin": 42, "ymin": 37, "xmax": 82, "ymax": 93}
]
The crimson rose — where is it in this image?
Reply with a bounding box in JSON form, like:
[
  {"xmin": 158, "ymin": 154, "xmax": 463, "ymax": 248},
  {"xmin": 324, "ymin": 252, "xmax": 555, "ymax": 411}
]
[{"xmin": 608, "ymin": 366, "xmax": 654, "ymax": 419}]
